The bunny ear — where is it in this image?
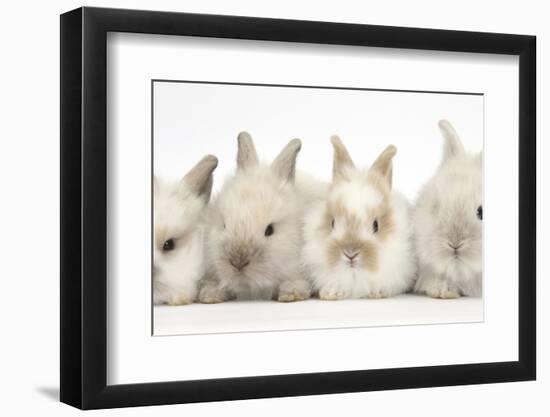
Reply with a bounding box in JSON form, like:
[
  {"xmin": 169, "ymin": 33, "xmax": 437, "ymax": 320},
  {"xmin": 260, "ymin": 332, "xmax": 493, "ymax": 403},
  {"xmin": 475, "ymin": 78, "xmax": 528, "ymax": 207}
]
[
  {"xmin": 439, "ymin": 120, "xmax": 465, "ymax": 162},
  {"xmin": 180, "ymin": 155, "xmax": 218, "ymax": 202},
  {"xmin": 271, "ymin": 138, "xmax": 302, "ymax": 183},
  {"xmin": 370, "ymin": 145, "xmax": 397, "ymax": 188},
  {"xmin": 237, "ymin": 131, "xmax": 259, "ymax": 171},
  {"xmin": 331, "ymin": 135, "xmax": 355, "ymax": 181}
]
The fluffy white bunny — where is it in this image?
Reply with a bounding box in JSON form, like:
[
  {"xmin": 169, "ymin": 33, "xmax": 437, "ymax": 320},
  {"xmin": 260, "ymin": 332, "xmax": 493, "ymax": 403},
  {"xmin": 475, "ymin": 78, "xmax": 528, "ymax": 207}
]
[
  {"xmin": 153, "ymin": 155, "xmax": 218, "ymax": 305},
  {"xmin": 199, "ymin": 132, "xmax": 322, "ymax": 303},
  {"xmin": 413, "ymin": 120, "xmax": 483, "ymax": 298},
  {"xmin": 302, "ymin": 136, "xmax": 416, "ymax": 300}
]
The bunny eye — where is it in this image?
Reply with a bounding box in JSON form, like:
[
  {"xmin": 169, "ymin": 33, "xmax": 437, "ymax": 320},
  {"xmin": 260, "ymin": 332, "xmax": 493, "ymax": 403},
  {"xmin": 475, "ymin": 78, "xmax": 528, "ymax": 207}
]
[
  {"xmin": 372, "ymin": 218, "xmax": 379, "ymax": 234},
  {"xmin": 265, "ymin": 223, "xmax": 274, "ymax": 237},
  {"xmin": 163, "ymin": 239, "xmax": 175, "ymax": 251},
  {"xmin": 477, "ymin": 205, "xmax": 483, "ymax": 220},
  {"xmin": 331, "ymin": 218, "xmax": 335, "ymax": 229}
]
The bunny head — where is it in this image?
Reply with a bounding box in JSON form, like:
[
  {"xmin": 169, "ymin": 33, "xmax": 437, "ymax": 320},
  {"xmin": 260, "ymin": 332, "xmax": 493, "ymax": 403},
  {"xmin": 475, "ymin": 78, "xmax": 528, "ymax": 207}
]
[
  {"xmin": 153, "ymin": 155, "xmax": 218, "ymax": 305},
  {"xmin": 207, "ymin": 132, "xmax": 304, "ymax": 298},
  {"xmin": 320, "ymin": 136, "xmax": 398, "ymax": 275},
  {"xmin": 414, "ymin": 120, "xmax": 483, "ymax": 288}
]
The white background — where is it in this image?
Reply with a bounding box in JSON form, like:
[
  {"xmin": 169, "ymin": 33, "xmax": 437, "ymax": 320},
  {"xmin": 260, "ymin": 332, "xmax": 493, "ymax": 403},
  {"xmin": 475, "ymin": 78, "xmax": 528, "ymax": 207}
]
[
  {"xmin": 0, "ymin": 0, "xmax": 546, "ymax": 416},
  {"xmin": 154, "ymin": 81, "xmax": 484, "ymax": 196}
]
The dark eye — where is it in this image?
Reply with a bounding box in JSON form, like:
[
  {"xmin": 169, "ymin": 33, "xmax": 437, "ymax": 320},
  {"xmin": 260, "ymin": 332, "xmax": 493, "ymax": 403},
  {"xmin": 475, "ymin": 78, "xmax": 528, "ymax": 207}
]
[
  {"xmin": 373, "ymin": 218, "xmax": 379, "ymax": 233},
  {"xmin": 265, "ymin": 224, "xmax": 274, "ymax": 237},
  {"xmin": 477, "ymin": 205, "xmax": 483, "ymax": 220},
  {"xmin": 331, "ymin": 218, "xmax": 335, "ymax": 229},
  {"xmin": 163, "ymin": 239, "xmax": 175, "ymax": 251}
]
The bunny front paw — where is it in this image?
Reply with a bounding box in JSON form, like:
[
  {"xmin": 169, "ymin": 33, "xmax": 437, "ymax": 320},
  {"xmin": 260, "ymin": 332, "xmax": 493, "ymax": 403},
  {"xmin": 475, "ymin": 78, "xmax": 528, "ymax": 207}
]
[
  {"xmin": 319, "ymin": 283, "xmax": 348, "ymax": 300},
  {"xmin": 198, "ymin": 285, "xmax": 227, "ymax": 304},
  {"xmin": 278, "ymin": 279, "xmax": 311, "ymax": 302},
  {"xmin": 425, "ymin": 280, "xmax": 460, "ymax": 299}
]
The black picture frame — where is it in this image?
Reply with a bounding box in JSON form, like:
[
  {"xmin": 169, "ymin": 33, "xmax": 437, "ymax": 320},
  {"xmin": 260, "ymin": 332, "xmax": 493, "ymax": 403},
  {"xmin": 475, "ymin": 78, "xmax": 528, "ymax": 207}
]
[{"xmin": 60, "ymin": 6, "xmax": 536, "ymax": 410}]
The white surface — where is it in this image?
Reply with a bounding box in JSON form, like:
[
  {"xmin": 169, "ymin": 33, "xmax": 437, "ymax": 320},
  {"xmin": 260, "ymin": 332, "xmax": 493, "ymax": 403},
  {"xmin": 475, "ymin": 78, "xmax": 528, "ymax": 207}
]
[
  {"xmin": 154, "ymin": 295, "xmax": 483, "ymax": 335},
  {"xmin": 108, "ymin": 30, "xmax": 517, "ymax": 385},
  {"xmin": 0, "ymin": 1, "xmax": 546, "ymax": 416}
]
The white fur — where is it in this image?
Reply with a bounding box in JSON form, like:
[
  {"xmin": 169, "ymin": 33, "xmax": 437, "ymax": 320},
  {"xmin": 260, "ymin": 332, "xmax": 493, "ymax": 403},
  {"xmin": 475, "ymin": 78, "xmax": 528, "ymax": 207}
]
[
  {"xmin": 153, "ymin": 155, "xmax": 217, "ymax": 305},
  {"xmin": 200, "ymin": 135, "xmax": 325, "ymax": 303},
  {"xmin": 413, "ymin": 120, "xmax": 483, "ymax": 298},
  {"xmin": 302, "ymin": 150, "xmax": 416, "ymax": 300}
]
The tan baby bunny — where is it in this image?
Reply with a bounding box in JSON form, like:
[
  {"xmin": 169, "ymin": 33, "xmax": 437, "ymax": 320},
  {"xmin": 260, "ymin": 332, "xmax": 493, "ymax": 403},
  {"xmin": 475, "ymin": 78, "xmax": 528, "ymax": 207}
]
[{"xmin": 302, "ymin": 136, "xmax": 416, "ymax": 300}]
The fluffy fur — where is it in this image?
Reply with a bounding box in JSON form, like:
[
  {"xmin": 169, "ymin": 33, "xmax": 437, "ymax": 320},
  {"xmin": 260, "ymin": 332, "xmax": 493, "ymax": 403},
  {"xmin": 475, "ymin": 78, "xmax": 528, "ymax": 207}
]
[
  {"xmin": 153, "ymin": 155, "xmax": 218, "ymax": 305},
  {"xmin": 302, "ymin": 136, "xmax": 416, "ymax": 300},
  {"xmin": 199, "ymin": 132, "xmax": 324, "ymax": 303},
  {"xmin": 413, "ymin": 120, "xmax": 483, "ymax": 298}
]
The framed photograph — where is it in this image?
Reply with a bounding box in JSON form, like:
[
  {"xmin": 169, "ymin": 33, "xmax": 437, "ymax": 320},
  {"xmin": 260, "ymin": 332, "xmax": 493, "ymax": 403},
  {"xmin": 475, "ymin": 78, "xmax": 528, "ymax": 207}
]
[{"xmin": 60, "ymin": 6, "xmax": 536, "ymax": 410}]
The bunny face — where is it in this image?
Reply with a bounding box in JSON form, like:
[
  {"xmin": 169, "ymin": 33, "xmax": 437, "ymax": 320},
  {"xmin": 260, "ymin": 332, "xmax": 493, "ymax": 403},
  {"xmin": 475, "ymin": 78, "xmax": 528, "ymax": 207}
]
[
  {"xmin": 153, "ymin": 155, "xmax": 218, "ymax": 305},
  {"xmin": 302, "ymin": 137, "xmax": 415, "ymax": 300},
  {"xmin": 209, "ymin": 168, "xmax": 302, "ymax": 296},
  {"xmin": 415, "ymin": 149, "xmax": 483, "ymax": 282},
  {"xmin": 206, "ymin": 133, "xmax": 305, "ymax": 300},
  {"xmin": 320, "ymin": 167, "xmax": 394, "ymax": 276},
  {"xmin": 413, "ymin": 120, "xmax": 483, "ymax": 297}
]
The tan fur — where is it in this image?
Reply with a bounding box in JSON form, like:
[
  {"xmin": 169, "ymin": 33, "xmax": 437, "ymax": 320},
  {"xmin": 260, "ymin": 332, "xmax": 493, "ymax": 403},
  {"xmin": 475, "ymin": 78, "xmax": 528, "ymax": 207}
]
[
  {"xmin": 370, "ymin": 144, "xmax": 396, "ymax": 188},
  {"xmin": 321, "ymin": 195, "xmax": 394, "ymax": 272},
  {"xmin": 376, "ymin": 199, "xmax": 395, "ymax": 242},
  {"xmin": 327, "ymin": 235, "xmax": 379, "ymax": 271},
  {"xmin": 302, "ymin": 138, "xmax": 415, "ymax": 300},
  {"xmin": 154, "ymin": 226, "xmax": 168, "ymax": 250},
  {"xmin": 331, "ymin": 135, "xmax": 355, "ymax": 181},
  {"xmin": 181, "ymin": 155, "xmax": 218, "ymax": 200},
  {"xmin": 271, "ymin": 138, "xmax": 301, "ymax": 182},
  {"xmin": 237, "ymin": 131, "xmax": 259, "ymax": 170},
  {"xmin": 366, "ymin": 170, "xmax": 391, "ymax": 196}
]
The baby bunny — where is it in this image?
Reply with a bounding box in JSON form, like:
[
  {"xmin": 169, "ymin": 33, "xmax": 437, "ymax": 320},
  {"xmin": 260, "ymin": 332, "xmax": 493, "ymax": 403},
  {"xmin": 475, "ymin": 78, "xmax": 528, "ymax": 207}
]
[
  {"xmin": 413, "ymin": 120, "xmax": 482, "ymax": 298},
  {"xmin": 302, "ymin": 136, "xmax": 415, "ymax": 300},
  {"xmin": 199, "ymin": 132, "xmax": 314, "ymax": 303},
  {"xmin": 153, "ymin": 155, "xmax": 218, "ymax": 305}
]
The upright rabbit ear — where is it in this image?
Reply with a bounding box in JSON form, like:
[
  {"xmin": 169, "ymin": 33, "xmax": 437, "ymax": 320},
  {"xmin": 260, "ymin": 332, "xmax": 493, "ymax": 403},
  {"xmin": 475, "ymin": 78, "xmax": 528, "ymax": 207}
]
[
  {"xmin": 370, "ymin": 145, "xmax": 397, "ymax": 188},
  {"xmin": 237, "ymin": 131, "xmax": 259, "ymax": 171},
  {"xmin": 180, "ymin": 155, "xmax": 218, "ymax": 202},
  {"xmin": 271, "ymin": 138, "xmax": 302, "ymax": 183},
  {"xmin": 439, "ymin": 120, "xmax": 465, "ymax": 162},
  {"xmin": 331, "ymin": 135, "xmax": 355, "ymax": 181}
]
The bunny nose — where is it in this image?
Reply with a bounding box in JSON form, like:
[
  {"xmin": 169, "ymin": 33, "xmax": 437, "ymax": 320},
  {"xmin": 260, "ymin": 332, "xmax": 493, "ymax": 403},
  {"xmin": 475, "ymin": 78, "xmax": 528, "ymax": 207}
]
[
  {"xmin": 230, "ymin": 258, "xmax": 250, "ymax": 271},
  {"xmin": 344, "ymin": 250, "xmax": 359, "ymax": 261},
  {"xmin": 448, "ymin": 242, "xmax": 463, "ymax": 251}
]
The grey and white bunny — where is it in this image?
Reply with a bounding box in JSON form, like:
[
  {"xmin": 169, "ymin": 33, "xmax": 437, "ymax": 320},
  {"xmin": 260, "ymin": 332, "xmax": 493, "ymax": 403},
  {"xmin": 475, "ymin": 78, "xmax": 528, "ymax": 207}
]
[
  {"xmin": 413, "ymin": 120, "xmax": 483, "ymax": 298},
  {"xmin": 199, "ymin": 132, "xmax": 318, "ymax": 303},
  {"xmin": 153, "ymin": 155, "xmax": 218, "ymax": 305}
]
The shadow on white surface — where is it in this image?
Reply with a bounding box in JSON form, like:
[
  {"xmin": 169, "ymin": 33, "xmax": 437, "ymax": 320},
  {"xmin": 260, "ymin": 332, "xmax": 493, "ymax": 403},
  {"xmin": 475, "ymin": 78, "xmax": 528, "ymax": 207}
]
[
  {"xmin": 154, "ymin": 294, "xmax": 483, "ymax": 336},
  {"xmin": 35, "ymin": 386, "xmax": 59, "ymax": 402}
]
